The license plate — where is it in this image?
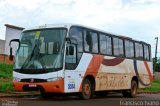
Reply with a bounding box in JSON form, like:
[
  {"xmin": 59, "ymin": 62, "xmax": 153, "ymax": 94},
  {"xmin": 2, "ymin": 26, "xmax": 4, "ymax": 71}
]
[{"xmin": 29, "ymin": 84, "xmax": 37, "ymax": 87}]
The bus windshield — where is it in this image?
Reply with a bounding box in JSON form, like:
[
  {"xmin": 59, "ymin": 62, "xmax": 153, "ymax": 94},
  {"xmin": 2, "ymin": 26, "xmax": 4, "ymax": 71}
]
[{"xmin": 14, "ymin": 28, "xmax": 67, "ymax": 71}]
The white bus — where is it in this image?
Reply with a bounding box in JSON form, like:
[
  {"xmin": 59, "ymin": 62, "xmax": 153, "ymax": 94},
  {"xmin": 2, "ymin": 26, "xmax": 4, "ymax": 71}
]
[{"xmin": 9, "ymin": 24, "xmax": 153, "ymax": 99}]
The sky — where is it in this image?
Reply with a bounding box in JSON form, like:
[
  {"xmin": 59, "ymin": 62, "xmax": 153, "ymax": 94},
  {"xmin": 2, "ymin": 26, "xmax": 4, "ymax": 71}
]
[{"xmin": 0, "ymin": 0, "xmax": 160, "ymax": 57}]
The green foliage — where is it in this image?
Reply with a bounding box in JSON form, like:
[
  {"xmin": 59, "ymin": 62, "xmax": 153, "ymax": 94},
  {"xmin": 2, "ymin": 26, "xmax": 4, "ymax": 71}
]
[
  {"xmin": 0, "ymin": 81, "xmax": 14, "ymax": 92},
  {"xmin": 0, "ymin": 63, "xmax": 14, "ymax": 92},
  {"xmin": 143, "ymin": 80, "xmax": 160, "ymax": 92},
  {"xmin": 153, "ymin": 57, "xmax": 160, "ymax": 72},
  {"xmin": 0, "ymin": 63, "xmax": 13, "ymax": 79},
  {"xmin": 155, "ymin": 63, "xmax": 160, "ymax": 72}
]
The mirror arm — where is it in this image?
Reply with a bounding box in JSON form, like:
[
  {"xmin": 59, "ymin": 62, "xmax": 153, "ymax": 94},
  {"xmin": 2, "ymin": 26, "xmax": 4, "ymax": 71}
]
[
  {"xmin": 9, "ymin": 39, "xmax": 20, "ymax": 50},
  {"xmin": 9, "ymin": 39, "xmax": 20, "ymax": 61},
  {"xmin": 65, "ymin": 37, "xmax": 78, "ymax": 45},
  {"xmin": 65, "ymin": 38, "xmax": 71, "ymax": 43},
  {"xmin": 9, "ymin": 39, "xmax": 20, "ymax": 46}
]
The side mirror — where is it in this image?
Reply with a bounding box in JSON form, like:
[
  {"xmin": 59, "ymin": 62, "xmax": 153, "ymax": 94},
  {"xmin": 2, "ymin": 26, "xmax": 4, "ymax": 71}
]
[{"xmin": 9, "ymin": 39, "xmax": 20, "ymax": 61}]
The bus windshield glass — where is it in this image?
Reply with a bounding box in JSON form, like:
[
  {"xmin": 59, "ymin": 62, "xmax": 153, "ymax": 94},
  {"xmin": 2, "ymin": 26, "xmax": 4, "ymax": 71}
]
[{"xmin": 14, "ymin": 28, "xmax": 67, "ymax": 70}]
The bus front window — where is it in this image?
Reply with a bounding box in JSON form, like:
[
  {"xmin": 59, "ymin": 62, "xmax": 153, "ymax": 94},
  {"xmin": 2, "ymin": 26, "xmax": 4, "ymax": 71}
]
[{"xmin": 15, "ymin": 28, "xmax": 67, "ymax": 71}]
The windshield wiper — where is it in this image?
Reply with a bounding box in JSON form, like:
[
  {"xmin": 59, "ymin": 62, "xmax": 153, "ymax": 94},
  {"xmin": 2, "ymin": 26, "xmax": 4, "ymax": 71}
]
[
  {"xmin": 20, "ymin": 40, "xmax": 40, "ymax": 69},
  {"xmin": 20, "ymin": 45, "xmax": 37, "ymax": 69}
]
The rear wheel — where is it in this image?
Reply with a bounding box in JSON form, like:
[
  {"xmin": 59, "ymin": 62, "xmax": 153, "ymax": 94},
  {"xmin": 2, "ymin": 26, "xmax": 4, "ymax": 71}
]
[
  {"xmin": 122, "ymin": 80, "xmax": 138, "ymax": 98},
  {"xmin": 79, "ymin": 79, "xmax": 94, "ymax": 100},
  {"xmin": 130, "ymin": 80, "xmax": 138, "ymax": 97}
]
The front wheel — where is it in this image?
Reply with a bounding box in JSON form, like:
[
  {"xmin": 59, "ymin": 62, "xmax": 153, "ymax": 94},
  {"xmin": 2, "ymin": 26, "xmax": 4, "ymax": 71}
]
[{"xmin": 79, "ymin": 79, "xmax": 94, "ymax": 100}]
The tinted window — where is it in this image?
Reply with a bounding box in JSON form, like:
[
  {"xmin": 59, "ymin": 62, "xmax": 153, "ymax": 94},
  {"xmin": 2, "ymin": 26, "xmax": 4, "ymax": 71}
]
[
  {"xmin": 92, "ymin": 32, "xmax": 98, "ymax": 53},
  {"xmin": 135, "ymin": 42, "xmax": 143, "ymax": 59},
  {"xmin": 125, "ymin": 40, "xmax": 134, "ymax": 58},
  {"xmin": 144, "ymin": 44, "xmax": 149, "ymax": 61},
  {"xmin": 113, "ymin": 37, "xmax": 124, "ymax": 57},
  {"xmin": 119, "ymin": 39, "xmax": 124, "ymax": 56},
  {"xmin": 99, "ymin": 33, "xmax": 112, "ymax": 55},
  {"xmin": 69, "ymin": 27, "xmax": 83, "ymax": 64},
  {"xmin": 130, "ymin": 42, "xmax": 134, "ymax": 58},
  {"xmin": 69, "ymin": 27, "xmax": 83, "ymax": 52},
  {"xmin": 84, "ymin": 30, "xmax": 98, "ymax": 53}
]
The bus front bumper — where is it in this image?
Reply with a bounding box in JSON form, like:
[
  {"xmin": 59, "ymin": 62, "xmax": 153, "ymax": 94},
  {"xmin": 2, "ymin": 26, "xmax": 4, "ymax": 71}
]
[{"xmin": 13, "ymin": 78, "xmax": 64, "ymax": 93}]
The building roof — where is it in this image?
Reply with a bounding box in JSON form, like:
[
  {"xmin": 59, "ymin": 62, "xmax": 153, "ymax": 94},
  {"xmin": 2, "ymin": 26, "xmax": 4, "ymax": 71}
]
[{"xmin": 5, "ymin": 24, "xmax": 24, "ymax": 30}]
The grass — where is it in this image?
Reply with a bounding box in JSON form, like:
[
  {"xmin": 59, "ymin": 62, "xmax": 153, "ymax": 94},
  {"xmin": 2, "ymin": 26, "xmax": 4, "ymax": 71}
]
[
  {"xmin": 0, "ymin": 80, "xmax": 14, "ymax": 92},
  {"xmin": 0, "ymin": 63, "xmax": 13, "ymax": 79},
  {"xmin": 0, "ymin": 63, "xmax": 14, "ymax": 92},
  {"xmin": 142, "ymin": 80, "xmax": 160, "ymax": 92}
]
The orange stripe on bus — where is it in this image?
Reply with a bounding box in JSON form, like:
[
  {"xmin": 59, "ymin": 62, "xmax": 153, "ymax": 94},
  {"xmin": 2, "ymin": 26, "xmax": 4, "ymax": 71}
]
[
  {"xmin": 79, "ymin": 54, "xmax": 104, "ymax": 92},
  {"xmin": 144, "ymin": 61, "xmax": 153, "ymax": 84}
]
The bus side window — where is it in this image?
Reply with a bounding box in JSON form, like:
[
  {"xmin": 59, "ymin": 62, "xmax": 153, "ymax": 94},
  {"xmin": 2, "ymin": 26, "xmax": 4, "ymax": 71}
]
[
  {"xmin": 113, "ymin": 37, "xmax": 124, "ymax": 57},
  {"xmin": 135, "ymin": 42, "xmax": 143, "ymax": 60},
  {"xmin": 84, "ymin": 30, "xmax": 98, "ymax": 53},
  {"xmin": 69, "ymin": 27, "xmax": 83, "ymax": 63},
  {"xmin": 86, "ymin": 31, "xmax": 93, "ymax": 52},
  {"xmin": 144, "ymin": 44, "xmax": 149, "ymax": 61},
  {"xmin": 100, "ymin": 34, "xmax": 112, "ymax": 55},
  {"xmin": 125, "ymin": 40, "xmax": 134, "ymax": 58}
]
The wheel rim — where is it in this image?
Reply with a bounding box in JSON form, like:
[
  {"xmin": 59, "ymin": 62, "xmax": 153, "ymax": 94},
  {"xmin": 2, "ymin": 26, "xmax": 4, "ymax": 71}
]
[
  {"xmin": 84, "ymin": 83, "xmax": 90, "ymax": 96},
  {"xmin": 131, "ymin": 83, "xmax": 137, "ymax": 95}
]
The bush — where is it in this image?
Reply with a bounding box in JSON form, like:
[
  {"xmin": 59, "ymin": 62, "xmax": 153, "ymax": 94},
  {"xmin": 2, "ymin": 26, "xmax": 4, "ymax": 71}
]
[
  {"xmin": 155, "ymin": 63, "xmax": 160, "ymax": 72},
  {"xmin": 0, "ymin": 63, "xmax": 13, "ymax": 79}
]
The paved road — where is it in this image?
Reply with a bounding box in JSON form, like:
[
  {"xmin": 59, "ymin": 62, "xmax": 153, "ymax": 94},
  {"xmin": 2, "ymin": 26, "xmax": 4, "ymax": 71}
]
[{"xmin": 1, "ymin": 93, "xmax": 160, "ymax": 106}]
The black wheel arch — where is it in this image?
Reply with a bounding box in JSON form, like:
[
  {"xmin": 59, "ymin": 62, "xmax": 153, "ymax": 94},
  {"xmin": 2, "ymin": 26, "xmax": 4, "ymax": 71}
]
[
  {"xmin": 132, "ymin": 76, "xmax": 139, "ymax": 88},
  {"xmin": 84, "ymin": 75, "xmax": 96, "ymax": 91}
]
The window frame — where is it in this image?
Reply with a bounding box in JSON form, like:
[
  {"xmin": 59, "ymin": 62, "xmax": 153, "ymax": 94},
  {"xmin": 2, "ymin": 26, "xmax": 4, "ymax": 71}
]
[{"xmin": 68, "ymin": 25, "xmax": 151, "ymax": 62}]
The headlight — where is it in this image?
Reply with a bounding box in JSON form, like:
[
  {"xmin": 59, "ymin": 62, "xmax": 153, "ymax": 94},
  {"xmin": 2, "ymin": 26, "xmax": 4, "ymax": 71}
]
[
  {"xmin": 47, "ymin": 77, "xmax": 62, "ymax": 82},
  {"xmin": 13, "ymin": 77, "xmax": 21, "ymax": 82}
]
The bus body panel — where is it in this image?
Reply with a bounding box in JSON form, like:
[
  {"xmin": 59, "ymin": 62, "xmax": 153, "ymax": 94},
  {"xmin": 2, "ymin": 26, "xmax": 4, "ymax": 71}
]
[
  {"xmin": 95, "ymin": 57, "xmax": 153, "ymax": 91},
  {"xmin": 64, "ymin": 54, "xmax": 153, "ymax": 93},
  {"xmin": 64, "ymin": 53, "xmax": 93, "ymax": 93}
]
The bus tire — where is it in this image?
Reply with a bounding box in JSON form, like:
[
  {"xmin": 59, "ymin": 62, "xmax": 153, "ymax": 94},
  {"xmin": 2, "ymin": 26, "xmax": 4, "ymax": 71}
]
[
  {"xmin": 130, "ymin": 80, "xmax": 138, "ymax": 98},
  {"xmin": 79, "ymin": 79, "xmax": 94, "ymax": 100},
  {"xmin": 122, "ymin": 80, "xmax": 138, "ymax": 98}
]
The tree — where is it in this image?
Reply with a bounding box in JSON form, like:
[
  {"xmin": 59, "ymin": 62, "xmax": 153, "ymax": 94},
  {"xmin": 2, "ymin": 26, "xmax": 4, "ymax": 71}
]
[{"xmin": 153, "ymin": 57, "xmax": 160, "ymax": 72}]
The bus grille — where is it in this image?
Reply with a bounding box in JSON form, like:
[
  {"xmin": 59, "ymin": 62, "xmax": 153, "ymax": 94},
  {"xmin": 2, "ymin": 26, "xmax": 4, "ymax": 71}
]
[{"xmin": 20, "ymin": 79, "xmax": 47, "ymax": 83}]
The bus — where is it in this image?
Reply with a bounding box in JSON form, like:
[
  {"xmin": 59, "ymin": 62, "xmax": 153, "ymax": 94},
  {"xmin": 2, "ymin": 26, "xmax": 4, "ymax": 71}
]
[{"xmin": 9, "ymin": 24, "xmax": 153, "ymax": 100}]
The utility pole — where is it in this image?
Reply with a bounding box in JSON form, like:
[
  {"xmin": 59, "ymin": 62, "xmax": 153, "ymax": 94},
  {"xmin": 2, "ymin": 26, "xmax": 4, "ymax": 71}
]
[{"xmin": 154, "ymin": 37, "xmax": 158, "ymax": 73}]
